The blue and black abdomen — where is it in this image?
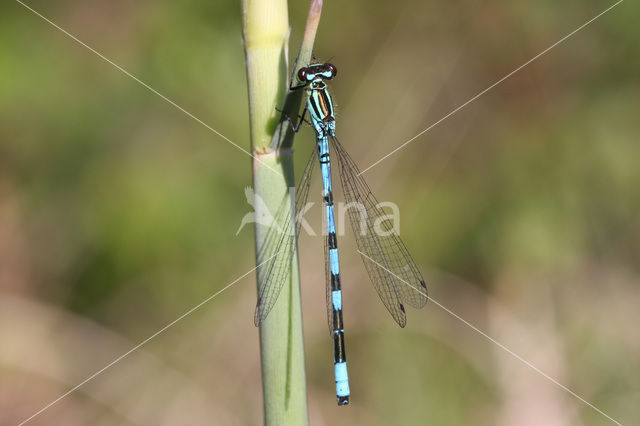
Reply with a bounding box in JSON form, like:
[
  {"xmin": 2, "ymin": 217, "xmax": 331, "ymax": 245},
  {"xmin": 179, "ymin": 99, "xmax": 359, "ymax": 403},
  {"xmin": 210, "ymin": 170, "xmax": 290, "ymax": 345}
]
[{"xmin": 315, "ymin": 125, "xmax": 350, "ymax": 405}]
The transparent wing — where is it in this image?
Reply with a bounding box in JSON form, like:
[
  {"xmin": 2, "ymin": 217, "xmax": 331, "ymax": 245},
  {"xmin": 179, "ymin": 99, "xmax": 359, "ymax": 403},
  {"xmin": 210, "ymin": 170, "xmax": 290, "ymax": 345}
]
[
  {"xmin": 330, "ymin": 136, "xmax": 428, "ymax": 327},
  {"xmin": 254, "ymin": 150, "xmax": 316, "ymax": 325}
]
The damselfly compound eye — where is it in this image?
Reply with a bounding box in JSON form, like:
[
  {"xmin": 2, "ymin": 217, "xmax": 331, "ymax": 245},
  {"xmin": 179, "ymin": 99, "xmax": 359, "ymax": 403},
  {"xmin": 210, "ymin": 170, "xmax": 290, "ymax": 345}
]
[
  {"xmin": 298, "ymin": 67, "xmax": 309, "ymax": 82},
  {"xmin": 326, "ymin": 63, "xmax": 337, "ymax": 78}
]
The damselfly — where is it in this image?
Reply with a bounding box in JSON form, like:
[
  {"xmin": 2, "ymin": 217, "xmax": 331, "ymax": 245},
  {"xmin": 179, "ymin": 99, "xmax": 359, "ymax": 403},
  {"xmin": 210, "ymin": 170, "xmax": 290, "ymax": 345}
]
[{"xmin": 255, "ymin": 63, "xmax": 428, "ymax": 405}]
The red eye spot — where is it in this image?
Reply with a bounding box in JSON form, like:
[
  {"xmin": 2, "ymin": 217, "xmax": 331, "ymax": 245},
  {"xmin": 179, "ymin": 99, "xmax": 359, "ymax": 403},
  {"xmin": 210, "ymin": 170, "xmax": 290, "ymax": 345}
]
[{"xmin": 298, "ymin": 68, "xmax": 308, "ymax": 82}]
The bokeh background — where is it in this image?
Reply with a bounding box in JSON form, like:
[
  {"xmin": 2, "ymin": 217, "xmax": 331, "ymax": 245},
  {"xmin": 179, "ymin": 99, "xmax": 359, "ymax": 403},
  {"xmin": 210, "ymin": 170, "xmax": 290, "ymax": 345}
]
[{"xmin": 1, "ymin": 0, "xmax": 638, "ymax": 425}]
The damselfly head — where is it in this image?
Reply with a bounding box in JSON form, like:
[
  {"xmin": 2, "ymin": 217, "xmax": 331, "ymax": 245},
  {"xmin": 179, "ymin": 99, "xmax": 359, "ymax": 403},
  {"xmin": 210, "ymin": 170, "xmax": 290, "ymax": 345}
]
[{"xmin": 298, "ymin": 63, "xmax": 338, "ymax": 83}]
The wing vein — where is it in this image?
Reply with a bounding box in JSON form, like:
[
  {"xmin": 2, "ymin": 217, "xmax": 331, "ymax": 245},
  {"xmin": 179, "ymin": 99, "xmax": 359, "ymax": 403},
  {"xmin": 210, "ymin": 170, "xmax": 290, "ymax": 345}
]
[
  {"xmin": 331, "ymin": 136, "xmax": 427, "ymax": 327},
  {"xmin": 254, "ymin": 151, "xmax": 316, "ymax": 325}
]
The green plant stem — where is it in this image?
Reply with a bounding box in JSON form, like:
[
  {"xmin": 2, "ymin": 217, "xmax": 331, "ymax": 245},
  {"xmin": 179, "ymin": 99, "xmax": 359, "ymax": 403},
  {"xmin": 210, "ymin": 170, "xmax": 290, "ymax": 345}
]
[
  {"xmin": 252, "ymin": 151, "xmax": 306, "ymax": 425},
  {"xmin": 243, "ymin": 1, "xmax": 322, "ymax": 424},
  {"xmin": 272, "ymin": 0, "xmax": 323, "ymax": 151}
]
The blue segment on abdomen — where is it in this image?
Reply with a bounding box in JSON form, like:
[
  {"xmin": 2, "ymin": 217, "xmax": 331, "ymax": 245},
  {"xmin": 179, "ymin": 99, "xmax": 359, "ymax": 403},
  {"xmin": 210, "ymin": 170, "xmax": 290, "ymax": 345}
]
[
  {"xmin": 334, "ymin": 362, "xmax": 350, "ymax": 397},
  {"xmin": 321, "ymin": 165, "xmax": 332, "ymax": 193},
  {"xmin": 331, "ymin": 290, "xmax": 342, "ymax": 310},
  {"xmin": 329, "ymin": 248, "xmax": 339, "ymax": 275},
  {"xmin": 318, "ymin": 136, "xmax": 333, "ymax": 192},
  {"xmin": 326, "ymin": 206, "xmax": 335, "ymax": 232}
]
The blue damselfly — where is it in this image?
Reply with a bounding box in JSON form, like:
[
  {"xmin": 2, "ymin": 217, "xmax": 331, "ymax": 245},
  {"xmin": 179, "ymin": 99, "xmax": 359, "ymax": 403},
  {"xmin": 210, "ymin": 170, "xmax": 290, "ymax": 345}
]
[{"xmin": 255, "ymin": 63, "xmax": 428, "ymax": 405}]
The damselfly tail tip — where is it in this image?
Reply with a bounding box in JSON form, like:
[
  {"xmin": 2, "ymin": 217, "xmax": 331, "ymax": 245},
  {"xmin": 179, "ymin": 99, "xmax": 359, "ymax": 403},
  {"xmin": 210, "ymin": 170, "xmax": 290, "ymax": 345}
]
[{"xmin": 337, "ymin": 396, "xmax": 350, "ymax": 406}]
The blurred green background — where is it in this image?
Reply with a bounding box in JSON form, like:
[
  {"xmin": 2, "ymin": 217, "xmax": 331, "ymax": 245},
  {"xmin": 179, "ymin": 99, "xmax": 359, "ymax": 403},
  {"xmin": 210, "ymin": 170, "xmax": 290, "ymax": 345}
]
[{"xmin": 1, "ymin": 0, "xmax": 638, "ymax": 425}]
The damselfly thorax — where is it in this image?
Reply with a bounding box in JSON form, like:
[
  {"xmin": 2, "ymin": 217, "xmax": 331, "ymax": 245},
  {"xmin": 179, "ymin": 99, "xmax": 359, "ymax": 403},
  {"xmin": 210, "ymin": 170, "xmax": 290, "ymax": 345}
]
[{"xmin": 307, "ymin": 83, "xmax": 336, "ymax": 133}]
